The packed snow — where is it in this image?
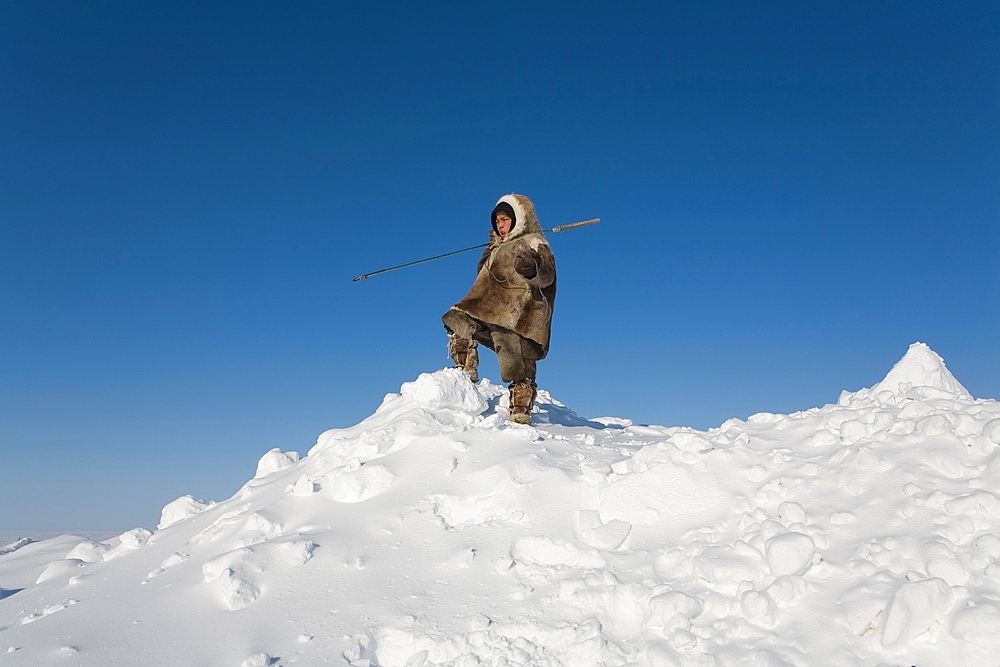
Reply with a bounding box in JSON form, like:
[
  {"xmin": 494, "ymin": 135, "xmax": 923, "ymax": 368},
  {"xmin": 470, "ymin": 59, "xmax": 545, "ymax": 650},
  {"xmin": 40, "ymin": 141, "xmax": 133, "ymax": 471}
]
[{"xmin": 2, "ymin": 342, "xmax": 999, "ymax": 666}]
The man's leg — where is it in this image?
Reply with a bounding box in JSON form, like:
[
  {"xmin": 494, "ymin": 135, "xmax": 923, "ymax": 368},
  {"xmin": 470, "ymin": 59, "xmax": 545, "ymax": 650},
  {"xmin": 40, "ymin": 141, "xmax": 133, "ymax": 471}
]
[
  {"xmin": 491, "ymin": 330, "xmax": 530, "ymax": 383},
  {"xmin": 442, "ymin": 308, "xmax": 481, "ymax": 382},
  {"xmin": 492, "ymin": 330, "xmax": 540, "ymax": 424}
]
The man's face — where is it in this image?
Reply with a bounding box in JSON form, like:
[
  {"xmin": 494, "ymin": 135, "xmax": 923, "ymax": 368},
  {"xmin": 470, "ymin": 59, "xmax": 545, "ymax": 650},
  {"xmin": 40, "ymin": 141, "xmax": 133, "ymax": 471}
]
[{"xmin": 495, "ymin": 213, "xmax": 512, "ymax": 239}]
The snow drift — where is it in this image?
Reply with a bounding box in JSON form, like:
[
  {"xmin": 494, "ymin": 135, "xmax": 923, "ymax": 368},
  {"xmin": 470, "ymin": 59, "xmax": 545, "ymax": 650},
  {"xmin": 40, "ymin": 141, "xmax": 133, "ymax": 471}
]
[{"xmin": 2, "ymin": 342, "xmax": 1000, "ymax": 666}]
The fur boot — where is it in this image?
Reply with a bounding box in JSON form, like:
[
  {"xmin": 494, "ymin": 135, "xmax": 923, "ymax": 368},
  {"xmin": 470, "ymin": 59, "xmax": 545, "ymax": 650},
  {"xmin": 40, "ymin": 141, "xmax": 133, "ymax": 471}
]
[
  {"xmin": 448, "ymin": 334, "xmax": 479, "ymax": 382},
  {"xmin": 507, "ymin": 380, "xmax": 537, "ymax": 424}
]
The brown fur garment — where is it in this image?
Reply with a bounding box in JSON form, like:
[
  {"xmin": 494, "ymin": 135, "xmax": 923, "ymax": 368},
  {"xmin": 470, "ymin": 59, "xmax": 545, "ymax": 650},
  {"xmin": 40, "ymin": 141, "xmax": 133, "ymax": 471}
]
[{"xmin": 448, "ymin": 194, "xmax": 557, "ymax": 356}]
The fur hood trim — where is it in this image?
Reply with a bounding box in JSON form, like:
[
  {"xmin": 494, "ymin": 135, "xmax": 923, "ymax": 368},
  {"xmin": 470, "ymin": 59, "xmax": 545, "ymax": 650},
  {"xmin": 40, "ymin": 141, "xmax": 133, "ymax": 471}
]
[{"xmin": 491, "ymin": 194, "xmax": 543, "ymax": 240}]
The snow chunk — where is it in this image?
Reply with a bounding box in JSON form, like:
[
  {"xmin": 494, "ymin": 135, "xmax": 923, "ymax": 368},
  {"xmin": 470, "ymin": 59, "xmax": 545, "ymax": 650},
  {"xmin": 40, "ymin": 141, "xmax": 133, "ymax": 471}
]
[
  {"xmin": 99, "ymin": 528, "xmax": 153, "ymax": 562},
  {"xmin": 65, "ymin": 540, "xmax": 112, "ymax": 563},
  {"xmin": 399, "ymin": 369, "xmax": 488, "ymax": 414},
  {"xmin": 881, "ymin": 577, "xmax": 953, "ymax": 650},
  {"xmin": 241, "ymin": 653, "xmax": 274, "ymax": 667},
  {"xmin": 431, "ymin": 492, "xmax": 522, "ymax": 530},
  {"xmin": 740, "ymin": 589, "xmax": 778, "ymax": 627},
  {"xmin": 118, "ymin": 527, "xmax": 153, "ymax": 548},
  {"xmin": 292, "ymin": 474, "xmax": 317, "ymax": 496},
  {"xmin": 764, "ymin": 532, "xmax": 816, "ymax": 577},
  {"xmin": 239, "ymin": 513, "xmax": 284, "ymax": 544},
  {"xmin": 328, "ymin": 464, "xmax": 396, "ymax": 503},
  {"xmin": 648, "ymin": 591, "xmax": 703, "ymax": 636},
  {"xmin": 693, "ymin": 543, "xmax": 766, "ymax": 591},
  {"xmin": 951, "ymin": 601, "xmax": 1000, "ymax": 640},
  {"xmin": 578, "ymin": 511, "xmax": 631, "ymax": 550},
  {"xmin": 215, "ymin": 567, "xmax": 260, "ymax": 611},
  {"xmin": 159, "ymin": 495, "xmax": 211, "ymax": 529},
  {"xmin": 279, "ymin": 540, "xmax": 316, "ymax": 566},
  {"xmin": 254, "ymin": 448, "xmax": 300, "ymax": 479},
  {"xmin": 982, "ymin": 418, "xmax": 1000, "ymax": 445}
]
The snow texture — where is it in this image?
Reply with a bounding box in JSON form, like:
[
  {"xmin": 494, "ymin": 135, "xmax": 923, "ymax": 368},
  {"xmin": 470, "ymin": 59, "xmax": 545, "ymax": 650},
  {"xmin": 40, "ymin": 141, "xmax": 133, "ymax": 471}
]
[{"xmin": 2, "ymin": 346, "xmax": 1000, "ymax": 666}]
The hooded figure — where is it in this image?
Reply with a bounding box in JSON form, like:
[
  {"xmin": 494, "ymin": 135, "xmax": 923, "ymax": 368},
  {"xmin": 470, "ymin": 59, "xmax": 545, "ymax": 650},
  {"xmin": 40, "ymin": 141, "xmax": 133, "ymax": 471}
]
[{"xmin": 442, "ymin": 194, "xmax": 556, "ymax": 424}]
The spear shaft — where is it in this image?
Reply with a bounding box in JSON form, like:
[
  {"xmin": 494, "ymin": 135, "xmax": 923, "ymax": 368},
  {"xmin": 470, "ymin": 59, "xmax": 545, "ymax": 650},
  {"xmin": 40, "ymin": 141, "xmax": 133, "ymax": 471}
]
[{"xmin": 352, "ymin": 218, "xmax": 599, "ymax": 282}]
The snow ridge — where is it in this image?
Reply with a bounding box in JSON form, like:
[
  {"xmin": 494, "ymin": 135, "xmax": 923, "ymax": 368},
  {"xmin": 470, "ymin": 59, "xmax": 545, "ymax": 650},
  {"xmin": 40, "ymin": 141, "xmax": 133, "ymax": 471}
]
[{"xmin": 1, "ymin": 346, "xmax": 1000, "ymax": 666}]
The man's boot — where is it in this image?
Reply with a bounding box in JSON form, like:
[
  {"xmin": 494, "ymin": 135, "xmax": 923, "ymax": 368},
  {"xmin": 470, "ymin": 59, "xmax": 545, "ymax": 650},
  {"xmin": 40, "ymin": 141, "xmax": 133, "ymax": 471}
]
[
  {"xmin": 507, "ymin": 380, "xmax": 537, "ymax": 424},
  {"xmin": 448, "ymin": 334, "xmax": 479, "ymax": 382}
]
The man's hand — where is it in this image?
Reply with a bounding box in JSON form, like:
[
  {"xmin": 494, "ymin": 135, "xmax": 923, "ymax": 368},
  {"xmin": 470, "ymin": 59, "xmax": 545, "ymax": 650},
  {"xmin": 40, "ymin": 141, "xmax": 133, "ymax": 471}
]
[{"xmin": 514, "ymin": 247, "xmax": 539, "ymax": 279}]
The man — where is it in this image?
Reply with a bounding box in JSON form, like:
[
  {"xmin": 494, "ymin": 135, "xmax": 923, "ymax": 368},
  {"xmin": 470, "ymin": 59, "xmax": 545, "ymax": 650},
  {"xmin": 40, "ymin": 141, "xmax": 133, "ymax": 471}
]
[{"xmin": 442, "ymin": 194, "xmax": 556, "ymax": 424}]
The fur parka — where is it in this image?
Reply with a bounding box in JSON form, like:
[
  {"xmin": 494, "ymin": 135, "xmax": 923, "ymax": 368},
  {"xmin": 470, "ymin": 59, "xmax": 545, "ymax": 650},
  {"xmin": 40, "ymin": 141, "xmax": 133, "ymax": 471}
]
[{"xmin": 447, "ymin": 194, "xmax": 556, "ymax": 355}]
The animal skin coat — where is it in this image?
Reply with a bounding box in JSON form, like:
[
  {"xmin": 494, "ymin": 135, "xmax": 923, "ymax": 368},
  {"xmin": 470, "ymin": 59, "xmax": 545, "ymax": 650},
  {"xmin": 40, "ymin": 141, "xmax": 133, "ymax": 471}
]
[{"xmin": 446, "ymin": 194, "xmax": 557, "ymax": 356}]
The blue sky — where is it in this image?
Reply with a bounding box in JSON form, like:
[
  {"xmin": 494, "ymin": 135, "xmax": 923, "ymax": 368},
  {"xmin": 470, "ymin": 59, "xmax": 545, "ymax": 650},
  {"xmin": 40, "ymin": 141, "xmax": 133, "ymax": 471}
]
[{"xmin": 2, "ymin": 2, "xmax": 997, "ymax": 532}]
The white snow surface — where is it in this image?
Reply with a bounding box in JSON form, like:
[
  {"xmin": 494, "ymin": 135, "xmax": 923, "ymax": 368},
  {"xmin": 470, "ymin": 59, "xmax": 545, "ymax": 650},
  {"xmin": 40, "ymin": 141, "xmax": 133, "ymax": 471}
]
[{"xmin": 2, "ymin": 342, "xmax": 1000, "ymax": 666}]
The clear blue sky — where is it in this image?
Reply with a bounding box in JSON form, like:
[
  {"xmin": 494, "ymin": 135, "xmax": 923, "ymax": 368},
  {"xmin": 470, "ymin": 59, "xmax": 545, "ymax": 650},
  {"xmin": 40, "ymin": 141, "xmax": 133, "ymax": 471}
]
[{"xmin": 2, "ymin": 2, "xmax": 997, "ymax": 532}]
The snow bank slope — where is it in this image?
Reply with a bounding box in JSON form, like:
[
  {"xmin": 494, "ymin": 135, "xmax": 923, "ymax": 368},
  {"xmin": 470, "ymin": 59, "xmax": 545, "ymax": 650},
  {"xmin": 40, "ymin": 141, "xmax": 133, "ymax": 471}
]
[{"xmin": 2, "ymin": 345, "xmax": 999, "ymax": 666}]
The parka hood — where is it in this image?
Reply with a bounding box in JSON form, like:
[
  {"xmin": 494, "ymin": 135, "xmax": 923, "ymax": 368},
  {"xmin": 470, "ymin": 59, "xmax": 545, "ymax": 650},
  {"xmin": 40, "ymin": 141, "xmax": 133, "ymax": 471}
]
[{"xmin": 491, "ymin": 194, "xmax": 544, "ymax": 240}]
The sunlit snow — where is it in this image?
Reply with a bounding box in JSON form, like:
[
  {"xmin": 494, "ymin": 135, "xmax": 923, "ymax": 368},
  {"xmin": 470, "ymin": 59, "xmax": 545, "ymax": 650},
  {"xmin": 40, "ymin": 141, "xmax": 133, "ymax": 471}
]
[{"xmin": 2, "ymin": 342, "xmax": 999, "ymax": 666}]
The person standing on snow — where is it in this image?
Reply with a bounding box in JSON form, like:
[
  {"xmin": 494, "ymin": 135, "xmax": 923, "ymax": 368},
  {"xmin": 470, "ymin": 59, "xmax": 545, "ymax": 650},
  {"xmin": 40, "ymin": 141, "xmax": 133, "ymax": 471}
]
[{"xmin": 442, "ymin": 194, "xmax": 556, "ymax": 424}]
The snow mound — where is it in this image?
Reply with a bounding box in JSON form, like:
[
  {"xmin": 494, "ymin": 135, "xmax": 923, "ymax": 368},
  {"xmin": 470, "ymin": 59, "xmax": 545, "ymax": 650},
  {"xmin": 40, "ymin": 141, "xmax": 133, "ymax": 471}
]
[
  {"xmin": 400, "ymin": 368, "xmax": 490, "ymax": 413},
  {"xmin": 2, "ymin": 343, "xmax": 999, "ymax": 666},
  {"xmin": 841, "ymin": 341, "xmax": 972, "ymax": 406}
]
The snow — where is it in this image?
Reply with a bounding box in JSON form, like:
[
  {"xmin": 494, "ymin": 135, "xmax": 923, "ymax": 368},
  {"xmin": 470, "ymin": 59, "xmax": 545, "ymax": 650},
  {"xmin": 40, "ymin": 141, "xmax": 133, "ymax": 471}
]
[{"xmin": 2, "ymin": 343, "xmax": 999, "ymax": 666}]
